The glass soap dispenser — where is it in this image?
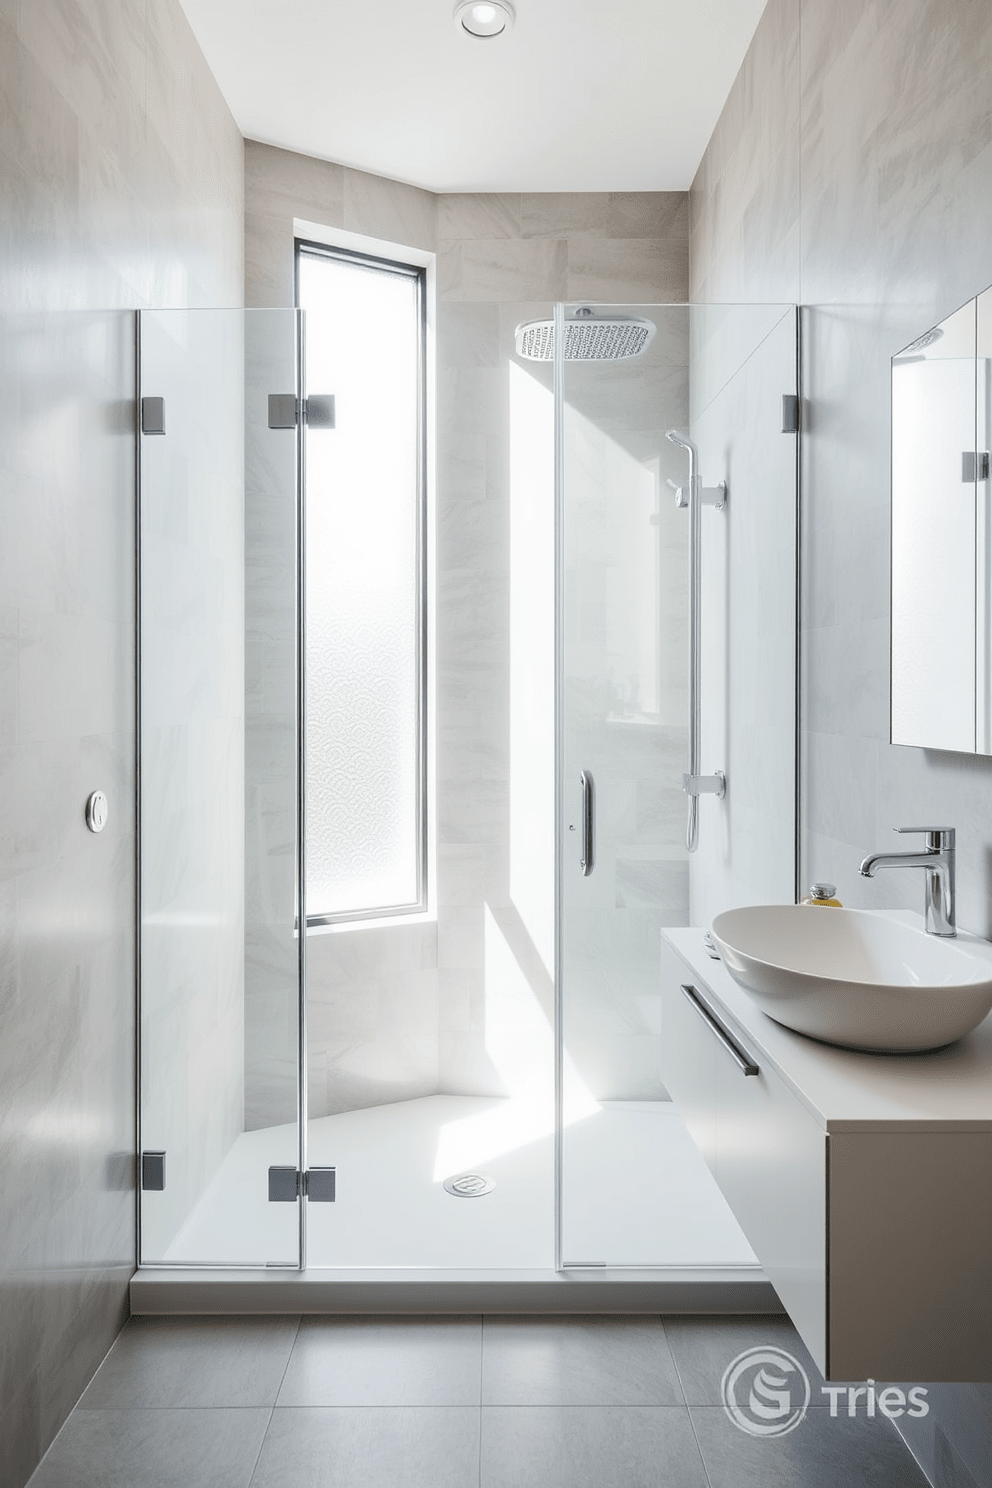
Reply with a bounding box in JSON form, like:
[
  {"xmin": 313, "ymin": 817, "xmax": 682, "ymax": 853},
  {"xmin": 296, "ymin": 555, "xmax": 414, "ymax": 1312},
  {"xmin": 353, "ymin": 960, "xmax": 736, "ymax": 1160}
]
[{"xmin": 800, "ymin": 881, "xmax": 842, "ymax": 906}]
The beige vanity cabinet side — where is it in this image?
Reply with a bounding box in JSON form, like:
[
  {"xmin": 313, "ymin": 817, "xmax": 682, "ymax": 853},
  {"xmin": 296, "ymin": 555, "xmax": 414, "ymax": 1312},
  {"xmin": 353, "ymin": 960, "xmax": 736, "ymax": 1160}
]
[
  {"xmin": 659, "ymin": 938, "xmax": 827, "ymax": 1370},
  {"xmin": 828, "ymin": 1130, "xmax": 992, "ymax": 1382},
  {"xmin": 661, "ymin": 934, "xmax": 992, "ymax": 1383}
]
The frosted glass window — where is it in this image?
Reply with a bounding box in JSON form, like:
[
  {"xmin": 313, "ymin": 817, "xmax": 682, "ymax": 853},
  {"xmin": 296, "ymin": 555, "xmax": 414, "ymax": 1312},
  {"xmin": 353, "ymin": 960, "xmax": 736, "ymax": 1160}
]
[{"xmin": 299, "ymin": 244, "xmax": 426, "ymax": 922}]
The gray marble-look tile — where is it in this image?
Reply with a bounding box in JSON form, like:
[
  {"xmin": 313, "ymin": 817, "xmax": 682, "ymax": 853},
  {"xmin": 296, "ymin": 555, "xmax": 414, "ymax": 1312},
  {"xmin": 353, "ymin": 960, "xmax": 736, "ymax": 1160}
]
[
  {"xmin": 804, "ymin": 722, "xmax": 878, "ymax": 849},
  {"xmin": 245, "ymin": 140, "xmax": 344, "ymax": 227},
  {"xmin": 343, "ymin": 165, "xmax": 437, "ymax": 252},
  {"xmin": 607, "ymin": 193, "xmax": 687, "ymax": 241},
  {"xmin": 244, "ymin": 210, "xmax": 296, "ymax": 310},
  {"xmin": 436, "ymin": 301, "xmax": 503, "ymax": 369},
  {"xmin": 439, "ymin": 192, "xmax": 522, "ymax": 241},
  {"xmin": 437, "ymin": 906, "xmax": 486, "ymax": 972},
  {"xmin": 665, "ymin": 1315, "xmax": 825, "ymax": 1406},
  {"xmin": 481, "ymin": 1316, "xmax": 683, "ymax": 1406},
  {"xmin": 276, "ymin": 1317, "xmax": 482, "ymax": 1407},
  {"xmin": 480, "ymin": 1405, "xmax": 708, "ymax": 1488},
  {"xmin": 251, "ymin": 1407, "xmax": 480, "ymax": 1488},
  {"xmin": 690, "ymin": 1404, "xmax": 931, "ymax": 1488},
  {"xmin": 447, "ymin": 238, "xmax": 568, "ymax": 303},
  {"xmin": 804, "ymin": 618, "xmax": 890, "ymax": 742},
  {"xmin": 78, "ymin": 1317, "xmax": 301, "ymax": 1409},
  {"xmin": 894, "ymin": 1385, "xmax": 991, "ymax": 1488},
  {"xmin": 566, "ymin": 235, "xmax": 688, "ymax": 304},
  {"xmin": 26, "ymin": 1407, "xmax": 270, "ymax": 1488},
  {"xmin": 519, "ymin": 193, "xmax": 608, "ymax": 239}
]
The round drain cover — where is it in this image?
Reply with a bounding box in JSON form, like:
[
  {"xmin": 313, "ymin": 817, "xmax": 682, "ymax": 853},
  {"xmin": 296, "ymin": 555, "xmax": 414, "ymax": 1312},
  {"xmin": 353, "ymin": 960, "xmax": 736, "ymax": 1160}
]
[{"xmin": 443, "ymin": 1173, "xmax": 496, "ymax": 1198}]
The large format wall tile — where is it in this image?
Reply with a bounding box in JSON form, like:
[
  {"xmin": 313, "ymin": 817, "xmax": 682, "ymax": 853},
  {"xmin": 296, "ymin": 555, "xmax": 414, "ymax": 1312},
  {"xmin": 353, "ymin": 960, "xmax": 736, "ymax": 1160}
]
[
  {"xmin": 689, "ymin": 0, "xmax": 992, "ymax": 1474},
  {"xmin": 0, "ymin": 2, "xmax": 243, "ymax": 1484},
  {"xmin": 245, "ymin": 146, "xmax": 689, "ymax": 1119}
]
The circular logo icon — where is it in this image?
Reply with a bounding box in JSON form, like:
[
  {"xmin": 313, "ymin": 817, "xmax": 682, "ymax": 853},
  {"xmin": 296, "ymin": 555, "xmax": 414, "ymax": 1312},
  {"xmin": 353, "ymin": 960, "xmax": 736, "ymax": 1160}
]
[{"xmin": 721, "ymin": 1346, "xmax": 811, "ymax": 1438}]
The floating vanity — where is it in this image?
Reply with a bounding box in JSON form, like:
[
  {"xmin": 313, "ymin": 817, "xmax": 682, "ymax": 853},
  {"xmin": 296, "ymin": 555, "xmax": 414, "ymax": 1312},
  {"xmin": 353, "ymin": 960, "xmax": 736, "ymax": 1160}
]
[{"xmin": 661, "ymin": 914, "xmax": 992, "ymax": 1383}]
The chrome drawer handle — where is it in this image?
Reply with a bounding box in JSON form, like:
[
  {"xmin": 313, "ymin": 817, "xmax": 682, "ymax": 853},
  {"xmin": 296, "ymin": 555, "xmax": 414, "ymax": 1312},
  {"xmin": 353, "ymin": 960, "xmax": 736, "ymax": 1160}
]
[{"xmin": 680, "ymin": 984, "xmax": 759, "ymax": 1077}]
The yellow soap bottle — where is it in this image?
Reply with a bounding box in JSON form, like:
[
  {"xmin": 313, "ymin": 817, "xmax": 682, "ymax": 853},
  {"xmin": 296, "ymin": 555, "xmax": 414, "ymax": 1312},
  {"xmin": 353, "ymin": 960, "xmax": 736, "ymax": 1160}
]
[{"xmin": 800, "ymin": 881, "xmax": 842, "ymax": 907}]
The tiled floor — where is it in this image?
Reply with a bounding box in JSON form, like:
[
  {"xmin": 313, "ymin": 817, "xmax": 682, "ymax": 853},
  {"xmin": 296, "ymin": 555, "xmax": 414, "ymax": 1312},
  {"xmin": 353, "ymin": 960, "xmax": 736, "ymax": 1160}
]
[{"xmin": 27, "ymin": 1313, "xmax": 932, "ymax": 1487}]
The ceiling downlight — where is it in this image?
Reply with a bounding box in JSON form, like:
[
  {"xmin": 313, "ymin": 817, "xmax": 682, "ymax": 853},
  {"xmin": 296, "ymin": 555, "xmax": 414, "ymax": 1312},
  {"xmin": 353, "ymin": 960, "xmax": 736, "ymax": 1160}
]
[{"xmin": 454, "ymin": 0, "xmax": 515, "ymax": 39}]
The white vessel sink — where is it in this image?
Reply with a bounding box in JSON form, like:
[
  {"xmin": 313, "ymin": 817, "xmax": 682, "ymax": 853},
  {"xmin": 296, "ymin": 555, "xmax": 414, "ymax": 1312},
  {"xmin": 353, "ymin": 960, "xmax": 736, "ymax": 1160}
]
[{"xmin": 709, "ymin": 906, "xmax": 992, "ymax": 1053}]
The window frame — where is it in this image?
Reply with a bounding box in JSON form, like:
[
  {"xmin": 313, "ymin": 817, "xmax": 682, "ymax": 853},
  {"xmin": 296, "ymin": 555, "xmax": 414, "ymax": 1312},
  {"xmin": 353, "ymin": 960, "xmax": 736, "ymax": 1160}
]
[{"xmin": 296, "ymin": 236, "xmax": 429, "ymax": 928}]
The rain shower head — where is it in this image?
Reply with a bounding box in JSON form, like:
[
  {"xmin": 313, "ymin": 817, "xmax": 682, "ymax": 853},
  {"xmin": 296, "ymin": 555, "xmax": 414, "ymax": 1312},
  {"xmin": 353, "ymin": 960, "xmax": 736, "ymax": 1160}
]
[{"xmin": 514, "ymin": 308, "xmax": 656, "ymax": 363}]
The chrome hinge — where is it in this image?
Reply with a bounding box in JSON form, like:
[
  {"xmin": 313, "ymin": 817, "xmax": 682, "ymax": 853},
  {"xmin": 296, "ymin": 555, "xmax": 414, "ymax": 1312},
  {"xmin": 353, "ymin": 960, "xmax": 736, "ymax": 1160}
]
[
  {"xmin": 141, "ymin": 396, "xmax": 166, "ymax": 435},
  {"xmin": 267, "ymin": 1166, "xmax": 336, "ymax": 1202},
  {"xmin": 683, "ymin": 771, "xmax": 726, "ymax": 798},
  {"xmin": 962, "ymin": 451, "xmax": 991, "ymax": 482},
  {"xmin": 267, "ymin": 394, "xmax": 336, "ymax": 429},
  {"xmin": 782, "ymin": 393, "xmax": 800, "ymax": 433},
  {"xmin": 141, "ymin": 1151, "xmax": 166, "ymax": 1190}
]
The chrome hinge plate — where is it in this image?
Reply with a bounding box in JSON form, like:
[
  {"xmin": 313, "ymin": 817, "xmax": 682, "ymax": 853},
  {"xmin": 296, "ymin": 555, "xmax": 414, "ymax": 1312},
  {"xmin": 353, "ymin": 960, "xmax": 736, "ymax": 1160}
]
[
  {"xmin": 683, "ymin": 771, "xmax": 727, "ymax": 798},
  {"xmin": 267, "ymin": 394, "xmax": 336, "ymax": 429},
  {"xmin": 267, "ymin": 1165, "xmax": 336, "ymax": 1201}
]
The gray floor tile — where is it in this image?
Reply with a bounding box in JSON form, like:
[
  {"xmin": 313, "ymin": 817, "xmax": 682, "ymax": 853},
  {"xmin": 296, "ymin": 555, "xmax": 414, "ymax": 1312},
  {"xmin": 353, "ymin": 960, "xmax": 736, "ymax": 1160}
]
[
  {"xmin": 78, "ymin": 1316, "xmax": 302, "ymax": 1409},
  {"xmin": 665, "ymin": 1313, "xmax": 824, "ymax": 1404},
  {"xmin": 690, "ymin": 1404, "xmax": 933, "ymax": 1487},
  {"xmin": 480, "ymin": 1405, "xmax": 708, "ymax": 1488},
  {"xmin": 27, "ymin": 1408, "xmax": 270, "ymax": 1488},
  {"xmin": 249, "ymin": 1407, "xmax": 481, "ymax": 1488},
  {"xmin": 276, "ymin": 1316, "xmax": 482, "ymax": 1406},
  {"xmin": 481, "ymin": 1315, "xmax": 683, "ymax": 1405},
  {"xmin": 895, "ymin": 1404, "xmax": 988, "ymax": 1488}
]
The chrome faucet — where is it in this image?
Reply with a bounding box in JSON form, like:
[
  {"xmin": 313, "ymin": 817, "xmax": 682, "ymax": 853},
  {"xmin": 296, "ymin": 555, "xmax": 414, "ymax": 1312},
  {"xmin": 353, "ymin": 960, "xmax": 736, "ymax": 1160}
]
[{"xmin": 859, "ymin": 827, "xmax": 956, "ymax": 937}]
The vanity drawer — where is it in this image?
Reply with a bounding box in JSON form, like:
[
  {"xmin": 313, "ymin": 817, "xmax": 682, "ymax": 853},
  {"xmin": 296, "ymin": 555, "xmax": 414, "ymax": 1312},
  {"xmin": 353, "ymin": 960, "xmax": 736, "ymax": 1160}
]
[
  {"xmin": 714, "ymin": 1032, "xmax": 826, "ymax": 1367},
  {"xmin": 658, "ymin": 940, "xmax": 718, "ymax": 1169},
  {"xmin": 660, "ymin": 943, "xmax": 827, "ymax": 1367}
]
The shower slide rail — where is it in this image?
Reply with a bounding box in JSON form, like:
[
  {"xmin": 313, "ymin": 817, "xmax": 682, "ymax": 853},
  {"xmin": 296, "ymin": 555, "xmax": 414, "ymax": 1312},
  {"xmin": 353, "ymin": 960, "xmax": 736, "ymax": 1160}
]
[{"xmin": 666, "ymin": 430, "xmax": 726, "ymax": 854}]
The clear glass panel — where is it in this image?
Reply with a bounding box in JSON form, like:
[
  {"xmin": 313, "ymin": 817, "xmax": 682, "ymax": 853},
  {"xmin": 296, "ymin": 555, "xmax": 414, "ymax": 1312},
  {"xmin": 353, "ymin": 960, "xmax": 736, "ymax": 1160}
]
[
  {"xmin": 139, "ymin": 308, "xmax": 302, "ymax": 1266},
  {"xmin": 299, "ymin": 250, "xmax": 424, "ymax": 922},
  {"xmin": 979, "ymin": 289, "xmax": 992, "ymax": 753},
  {"xmin": 558, "ymin": 303, "xmax": 796, "ymax": 1268},
  {"xmin": 305, "ymin": 299, "xmax": 557, "ymax": 1271},
  {"xmin": 688, "ymin": 303, "xmax": 799, "ymax": 923},
  {"xmin": 891, "ymin": 299, "xmax": 978, "ymax": 752}
]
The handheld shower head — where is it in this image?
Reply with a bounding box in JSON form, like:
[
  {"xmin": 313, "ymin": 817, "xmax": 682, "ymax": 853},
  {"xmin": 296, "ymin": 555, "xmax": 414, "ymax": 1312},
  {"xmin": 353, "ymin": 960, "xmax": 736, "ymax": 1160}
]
[{"xmin": 665, "ymin": 428, "xmax": 697, "ymax": 456}]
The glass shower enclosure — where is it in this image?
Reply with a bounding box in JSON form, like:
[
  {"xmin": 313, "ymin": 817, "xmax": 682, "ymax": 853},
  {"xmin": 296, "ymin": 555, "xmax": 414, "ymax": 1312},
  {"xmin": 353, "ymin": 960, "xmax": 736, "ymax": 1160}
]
[
  {"xmin": 136, "ymin": 299, "xmax": 798, "ymax": 1276},
  {"xmin": 138, "ymin": 308, "xmax": 304, "ymax": 1266},
  {"xmin": 556, "ymin": 302, "xmax": 799, "ymax": 1269}
]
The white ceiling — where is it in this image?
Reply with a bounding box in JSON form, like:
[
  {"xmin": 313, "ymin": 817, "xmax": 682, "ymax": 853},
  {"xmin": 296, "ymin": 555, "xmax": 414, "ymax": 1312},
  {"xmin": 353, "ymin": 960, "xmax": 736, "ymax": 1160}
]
[{"xmin": 178, "ymin": 0, "xmax": 768, "ymax": 194}]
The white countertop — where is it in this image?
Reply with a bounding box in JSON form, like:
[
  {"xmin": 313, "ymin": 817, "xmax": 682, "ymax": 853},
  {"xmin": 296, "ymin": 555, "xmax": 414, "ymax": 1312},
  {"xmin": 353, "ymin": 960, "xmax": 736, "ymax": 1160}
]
[{"xmin": 663, "ymin": 913, "xmax": 992, "ymax": 1133}]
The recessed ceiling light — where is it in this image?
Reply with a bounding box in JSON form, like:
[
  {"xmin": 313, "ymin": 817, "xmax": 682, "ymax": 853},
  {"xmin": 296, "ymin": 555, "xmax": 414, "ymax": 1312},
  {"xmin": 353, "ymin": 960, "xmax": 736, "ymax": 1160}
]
[{"xmin": 453, "ymin": 0, "xmax": 514, "ymax": 39}]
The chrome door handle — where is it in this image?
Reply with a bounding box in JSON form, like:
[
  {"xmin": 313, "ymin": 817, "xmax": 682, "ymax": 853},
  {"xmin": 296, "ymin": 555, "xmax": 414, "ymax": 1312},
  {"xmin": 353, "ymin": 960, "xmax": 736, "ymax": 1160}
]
[
  {"xmin": 579, "ymin": 770, "xmax": 595, "ymax": 876},
  {"xmin": 680, "ymin": 984, "xmax": 759, "ymax": 1076}
]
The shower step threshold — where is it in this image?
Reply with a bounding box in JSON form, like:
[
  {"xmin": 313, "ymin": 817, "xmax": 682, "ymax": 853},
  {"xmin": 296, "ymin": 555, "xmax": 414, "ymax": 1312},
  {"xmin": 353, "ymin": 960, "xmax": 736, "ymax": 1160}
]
[{"xmin": 130, "ymin": 1266, "xmax": 779, "ymax": 1316}]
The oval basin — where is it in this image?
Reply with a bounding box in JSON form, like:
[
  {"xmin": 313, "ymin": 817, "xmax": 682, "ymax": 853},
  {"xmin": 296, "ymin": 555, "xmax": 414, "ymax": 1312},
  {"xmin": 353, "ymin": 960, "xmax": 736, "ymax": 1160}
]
[{"xmin": 709, "ymin": 906, "xmax": 992, "ymax": 1053}]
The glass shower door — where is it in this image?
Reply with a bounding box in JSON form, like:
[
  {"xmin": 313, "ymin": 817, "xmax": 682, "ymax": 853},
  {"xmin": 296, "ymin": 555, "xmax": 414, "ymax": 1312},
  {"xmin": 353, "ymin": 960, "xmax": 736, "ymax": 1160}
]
[
  {"xmin": 556, "ymin": 302, "xmax": 786, "ymax": 1270},
  {"xmin": 138, "ymin": 308, "xmax": 303, "ymax": 1267}
]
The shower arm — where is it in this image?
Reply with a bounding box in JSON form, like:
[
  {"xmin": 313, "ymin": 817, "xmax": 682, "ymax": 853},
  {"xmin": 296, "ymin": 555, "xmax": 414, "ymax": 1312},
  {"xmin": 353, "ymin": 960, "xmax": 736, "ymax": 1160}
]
[{"xmin": 666, "ymin": 430, "xmax": 726, "ymax": 854}]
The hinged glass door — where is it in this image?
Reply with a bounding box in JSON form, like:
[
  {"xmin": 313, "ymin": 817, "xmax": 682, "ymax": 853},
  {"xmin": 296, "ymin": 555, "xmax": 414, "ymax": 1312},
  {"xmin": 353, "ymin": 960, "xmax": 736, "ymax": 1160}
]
[{"xmin": 138, "ymin": 309, "xmax": 304, "ymax": 1267}]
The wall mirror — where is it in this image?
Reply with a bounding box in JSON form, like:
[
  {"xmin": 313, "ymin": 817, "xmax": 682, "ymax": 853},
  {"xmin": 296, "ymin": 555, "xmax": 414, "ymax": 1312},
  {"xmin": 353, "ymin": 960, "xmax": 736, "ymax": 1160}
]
[{"xmin": 891, "ymin": 286, "xmax": 992, "ymax": 752}]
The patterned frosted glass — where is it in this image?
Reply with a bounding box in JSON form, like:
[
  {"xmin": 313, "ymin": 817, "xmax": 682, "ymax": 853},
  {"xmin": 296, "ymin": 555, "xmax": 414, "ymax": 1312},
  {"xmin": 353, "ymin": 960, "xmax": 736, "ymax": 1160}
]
[{"xmin": 300, "ymin": 250, "xmax": 423, "ymax": 919}]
